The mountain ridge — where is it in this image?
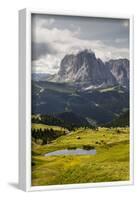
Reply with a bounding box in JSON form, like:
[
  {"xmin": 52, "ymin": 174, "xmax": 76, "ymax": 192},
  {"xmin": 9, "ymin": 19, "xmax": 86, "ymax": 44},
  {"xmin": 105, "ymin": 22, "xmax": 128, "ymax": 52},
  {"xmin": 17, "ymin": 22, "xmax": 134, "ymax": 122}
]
[{"xmin": 47, "ymin": 49, "xmax": 129, "ymax": 89}]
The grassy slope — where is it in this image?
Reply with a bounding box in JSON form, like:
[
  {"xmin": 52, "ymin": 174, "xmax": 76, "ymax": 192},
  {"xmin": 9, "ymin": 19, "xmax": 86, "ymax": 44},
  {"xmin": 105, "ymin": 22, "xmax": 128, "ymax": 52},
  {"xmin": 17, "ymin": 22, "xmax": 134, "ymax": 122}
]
[
  {"xmin": 32, "ymin": 127, "xmax": 129, "ymax": 186},
  {"xmin": 32, "ymin": 123, "xmax": 67, "ymax": 132}
]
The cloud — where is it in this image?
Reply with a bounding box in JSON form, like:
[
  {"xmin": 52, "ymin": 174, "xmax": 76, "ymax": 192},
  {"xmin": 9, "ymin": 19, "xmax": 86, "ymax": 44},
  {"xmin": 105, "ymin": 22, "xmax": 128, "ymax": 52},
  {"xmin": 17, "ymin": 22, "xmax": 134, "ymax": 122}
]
[
  {"xmin": 32, "ymin": 25, "xmax": 79, "ymax": 44},
  {"xmin": 32, "ymin": 54, "xmax": 61, "ymax": 74},
  {"xmin": 32, "ymin": 42, "xmax": 57, "ymax": 60},
  {"xmin": 31, "ymin": 16, "xmax": 129, "ymax": 74},
  {"xmin": 32, "ymin": 15, "xmax": 55, "ymax": 29}
]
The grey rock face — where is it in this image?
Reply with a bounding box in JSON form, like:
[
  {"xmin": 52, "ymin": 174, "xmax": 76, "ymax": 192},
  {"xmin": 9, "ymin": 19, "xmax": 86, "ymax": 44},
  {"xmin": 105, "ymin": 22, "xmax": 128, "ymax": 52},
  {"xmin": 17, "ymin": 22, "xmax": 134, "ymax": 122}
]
[
  {"xmin": 52, "ymin": 49, "xmax": 129, "ymax": 89},
  {"xmin": 105, "ymin": 59, "xmax": 129, "ymax": 87}
]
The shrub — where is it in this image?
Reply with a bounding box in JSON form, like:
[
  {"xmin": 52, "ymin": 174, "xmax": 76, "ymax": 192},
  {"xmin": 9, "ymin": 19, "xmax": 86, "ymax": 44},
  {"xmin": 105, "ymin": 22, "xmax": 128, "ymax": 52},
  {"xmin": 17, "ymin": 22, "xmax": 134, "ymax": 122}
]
[
  {"xmin": 83, "ymin": 145, "xmax": 95, "ymax": 150},
  {"xmin": 117, "ymin": 129, "xmax": 120, "ymax": 133}
]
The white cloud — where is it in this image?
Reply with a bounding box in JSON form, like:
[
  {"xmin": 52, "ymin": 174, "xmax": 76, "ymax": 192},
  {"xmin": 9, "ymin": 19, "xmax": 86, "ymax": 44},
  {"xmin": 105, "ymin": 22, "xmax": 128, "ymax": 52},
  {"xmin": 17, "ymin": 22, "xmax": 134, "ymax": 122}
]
[
  {"xmin": 32, "ymin": 54, "xmax": 61, "ymax": 74},
  {"xmin": 115, "ymin": 38, "xmax": 128, "ymax": 44},
  {"xmin": 32, "ymin": 16, "xmax": 55, "ymax": 29},
  {"xmin": 32, "ymin": 21, "xmax": 129, "ymax": 74}
]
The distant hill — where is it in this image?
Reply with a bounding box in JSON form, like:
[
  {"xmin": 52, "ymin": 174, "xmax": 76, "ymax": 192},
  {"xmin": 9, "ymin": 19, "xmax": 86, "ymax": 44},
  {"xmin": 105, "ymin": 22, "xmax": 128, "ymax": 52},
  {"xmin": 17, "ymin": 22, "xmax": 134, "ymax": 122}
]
[
  {"xmin": 32, "ymin": 112, "xmax": 92, "ymax": 130},
  {"xmin": 32, "ymin": 81, "xmax": 129, "ymax": 124},
  {"xmin": 32, "ymin": 73, "xmax": 51, "ymax": 82},
  {"xmin": 105, "ymin": 110, "xmax": 129, "ymax": 127},
  {"xmin": 55, "ymin": 111, "xmax": 91, "ymax": 127}
]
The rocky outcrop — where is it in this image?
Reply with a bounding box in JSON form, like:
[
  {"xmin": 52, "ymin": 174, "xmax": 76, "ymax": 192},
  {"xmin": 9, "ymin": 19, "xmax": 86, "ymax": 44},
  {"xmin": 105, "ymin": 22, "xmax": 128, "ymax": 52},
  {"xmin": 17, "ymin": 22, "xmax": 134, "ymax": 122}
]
[{"xmin": 50, "ymin": 49, "xmax": 129, "ymax": 89}]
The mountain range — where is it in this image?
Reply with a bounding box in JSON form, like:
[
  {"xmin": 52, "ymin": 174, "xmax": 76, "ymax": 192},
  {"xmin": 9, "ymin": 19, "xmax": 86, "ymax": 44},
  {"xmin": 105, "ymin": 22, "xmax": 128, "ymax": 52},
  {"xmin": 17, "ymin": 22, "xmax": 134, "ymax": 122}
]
[
  {"xmin": 32, "ymin": 49, "xmax": 129, "ymax": 125},
  {"xmin": 48, "ymin": 49, "xmax": 129, "ymax": 90}
]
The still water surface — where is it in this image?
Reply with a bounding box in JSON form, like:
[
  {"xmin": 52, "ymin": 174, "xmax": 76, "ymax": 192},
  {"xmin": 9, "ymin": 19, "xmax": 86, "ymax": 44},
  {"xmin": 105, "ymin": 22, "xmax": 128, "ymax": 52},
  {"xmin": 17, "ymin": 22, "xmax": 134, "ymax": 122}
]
[{"xmin": 45, "ymin": 148, "xmax": 96, "ymax": 156}]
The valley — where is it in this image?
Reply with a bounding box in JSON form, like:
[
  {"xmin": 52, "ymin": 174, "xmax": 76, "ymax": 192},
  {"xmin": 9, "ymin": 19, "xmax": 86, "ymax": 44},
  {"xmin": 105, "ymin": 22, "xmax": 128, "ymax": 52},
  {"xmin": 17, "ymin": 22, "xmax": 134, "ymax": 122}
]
[
  {"xmin": 31, "ymin": 49, "xmax": 130, "ymax": 186},
  {"xmin": 32, "ymin": 80, "xmax": 129, "ymax": 124}
]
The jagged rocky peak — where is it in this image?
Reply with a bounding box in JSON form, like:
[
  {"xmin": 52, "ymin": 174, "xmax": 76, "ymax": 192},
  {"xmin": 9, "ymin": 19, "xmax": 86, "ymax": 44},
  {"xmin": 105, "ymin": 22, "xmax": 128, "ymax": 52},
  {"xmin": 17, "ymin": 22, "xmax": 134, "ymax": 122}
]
[
  {"xmin": 50, "ymin": 49, "xmax": 129, "ymax": 89},
  {"xmin": 56, "ymin": 49, "xmax": 116, "ymax": 86},
  {"xmin": 105, "ymin": 59, "xmax": 129, "ymax": 87},
  {"xmin": 58, "ymin": 49, "xmax": 96, "ymax": 78}
]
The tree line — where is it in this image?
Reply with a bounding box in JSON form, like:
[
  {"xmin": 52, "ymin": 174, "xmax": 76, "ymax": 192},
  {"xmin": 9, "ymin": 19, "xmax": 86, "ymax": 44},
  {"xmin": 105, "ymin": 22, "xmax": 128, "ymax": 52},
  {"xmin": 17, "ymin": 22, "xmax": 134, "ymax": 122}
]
[
  {"xmin": 32, "ymin": 128, "xmax": 66, "ymax": 145},
  {"xmin": 32, "ymin": 114, "xmax": 95, "ymax": 130}
]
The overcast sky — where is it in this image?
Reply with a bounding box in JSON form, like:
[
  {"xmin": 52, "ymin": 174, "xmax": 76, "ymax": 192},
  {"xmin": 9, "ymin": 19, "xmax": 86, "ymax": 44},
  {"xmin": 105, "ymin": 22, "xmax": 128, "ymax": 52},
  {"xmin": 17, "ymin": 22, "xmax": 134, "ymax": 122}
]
[{"xmin": 31, "ymin": 14, "xmax": 129, "ymax": 74}]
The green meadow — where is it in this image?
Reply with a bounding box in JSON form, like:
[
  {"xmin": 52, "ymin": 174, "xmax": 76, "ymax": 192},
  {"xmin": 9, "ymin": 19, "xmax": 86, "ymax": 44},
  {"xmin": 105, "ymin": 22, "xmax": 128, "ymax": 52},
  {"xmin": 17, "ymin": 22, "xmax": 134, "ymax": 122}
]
[
  {"xmin": 32, "ymin": 123, "xmax": 67, "ymax": 132},
  {"xmin": 32, "ymin": 126, "xmax": 129, "ymax": 186}
]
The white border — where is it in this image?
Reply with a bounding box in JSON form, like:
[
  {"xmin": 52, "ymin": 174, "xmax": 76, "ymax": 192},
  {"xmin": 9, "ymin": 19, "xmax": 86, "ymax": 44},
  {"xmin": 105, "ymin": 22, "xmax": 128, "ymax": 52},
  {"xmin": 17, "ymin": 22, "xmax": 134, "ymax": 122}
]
[{"xmin": 19, "ymin": 9, "xmax": 134, "ymax": 192}]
